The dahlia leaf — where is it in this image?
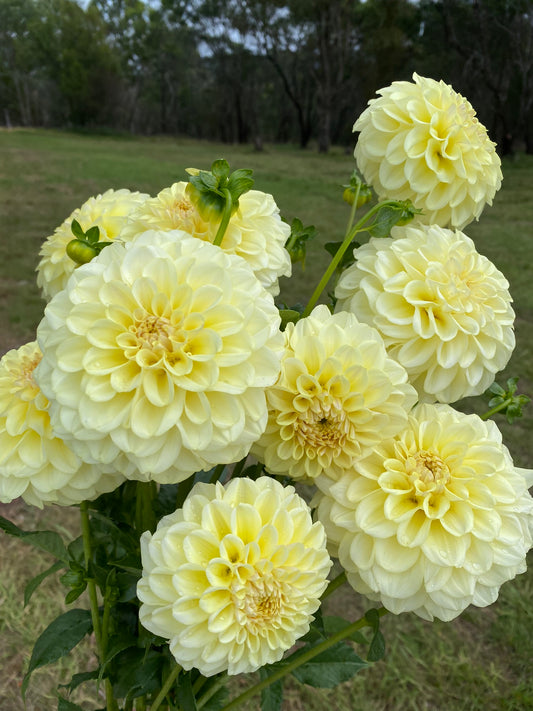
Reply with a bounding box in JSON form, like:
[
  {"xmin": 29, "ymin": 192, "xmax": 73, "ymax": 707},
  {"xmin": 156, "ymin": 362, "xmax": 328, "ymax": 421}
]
[
  {"xmin": 24, "ymin": 560, "xmax": 65, "ymax": 607},
  {"xmin": 0, "ymin": 515, "xmax": 69, "ymax": 562},
  {"xmin": 175, "ymin": 671, "xmax": 198, "ymax": 711},
  {"xmin": 260, "ymin": 669, "xmax": 283, "ymax": 711},
  {"xmin": 22, "ymin": 609, "xmax": 93, "ymax": 699},
  {"xmin": 365, "ymin": 608, "xmax": 386, "ymax": 662},
  {"xmin": 58, "ymin": 669, "xmax": 99, "ymax": 694},
  {"xmin": 201, "ymin": 683, "xmax": 230, "ymax": 711},
  {"xmin": 57, "ymin": 696, "xmax": 85, "ymax": 710},
  {"xmin": 290, "ymin": 642, "xmax": 368, "ymax": 688}
]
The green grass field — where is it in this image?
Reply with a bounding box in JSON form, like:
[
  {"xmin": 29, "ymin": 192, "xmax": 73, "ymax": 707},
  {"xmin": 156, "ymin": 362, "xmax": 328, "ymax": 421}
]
[{"xmin": 0, "ymin": 128, "xmax": 532, "ymax": 710}]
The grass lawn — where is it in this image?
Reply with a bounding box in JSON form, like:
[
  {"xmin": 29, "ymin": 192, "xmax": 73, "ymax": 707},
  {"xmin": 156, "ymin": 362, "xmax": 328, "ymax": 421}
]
[{"xmin": 0, "ymin": 128, "xmax": 532, "ymax": 710}]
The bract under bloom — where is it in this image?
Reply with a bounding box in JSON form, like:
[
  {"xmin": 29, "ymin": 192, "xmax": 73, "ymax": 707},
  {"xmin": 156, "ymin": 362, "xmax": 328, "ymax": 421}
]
[
  {"xmin": 252, "ymin": 305, "xmax": 417, "ymax": 481},
  {"xmin": 354, "ymin": 73, "xmax": 502, "ymax": 229},
  {"xmin": 121, "ymin": 182, "xmax": 292, "ymax": 295},
  {"xmin": 36, "ymin": 232, "xmax": 283, "ymax": 483},
  {"xmin": 137, "ymin": 476, "xmax": 332, "ymax": 676},
  {"xmin": 335, "ymin": 224, "xmax": 515, "ymax": 403},
  {"xmin": 317, "ymin": 404, "xmax": 533, "ymax": 622},
  {"xmin": 36, "ymin": 188, "xmax": 150, "ymax": 300},
  {"xmin": 0, "ymin": 342, "xmax": 123, "ymax": 507}
]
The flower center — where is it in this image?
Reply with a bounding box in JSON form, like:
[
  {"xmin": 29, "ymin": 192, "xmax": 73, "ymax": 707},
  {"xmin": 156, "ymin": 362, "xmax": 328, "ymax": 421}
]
[
  {"xmin": 131, "ymin": 312, "xmax": 177, "ymax": 353},
  {"xmin": 406, "ymin": 449, "xmax": 451, "ymax": 495},
  {"xmin": 236, "ymin": 576, "xmax": 282, "ymax": 631},
  {"xmin": 15, "ymin": 353, "xmax": 42, "ymax": 390},
  {"xmin": 295, "ymin": 397, "xmax": 349, "ymax": 454},
  {"xmin": 168, "ymin": 198, "xmax": 194, "ymax": 225}
]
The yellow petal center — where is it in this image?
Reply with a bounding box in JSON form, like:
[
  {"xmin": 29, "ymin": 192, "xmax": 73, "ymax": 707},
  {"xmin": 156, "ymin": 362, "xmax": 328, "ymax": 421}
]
[{"xmin": 406, "ymin": 449, "xmax": 451, "ymax": 495}]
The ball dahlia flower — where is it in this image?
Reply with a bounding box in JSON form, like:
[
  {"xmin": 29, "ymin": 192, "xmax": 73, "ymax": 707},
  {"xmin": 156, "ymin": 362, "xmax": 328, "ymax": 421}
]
[
  {"xmin": 36, "ymin": 188, "xmax": 150, "ymax": 301},
  {"xmin": 354, "ymin": 73, "xmax": 502, "ymax": 229},
  {"xmin": 137, "ymin": 476, "xmax": 332, "ymax": 676},
  {"xmin": 121, "ymin": 182, "xmax": 291, "ymax": 295},
  {"xmin": 252, "ymin": 305, "xmax": 417, "ymax": 481},
  {"xmin": 35, "ymin": 232, "xmax": 283, "ymax": 483},
  {"xmin": 317, "ymin": 404, "xmax": 533, "ymax": 622},
  {"xmin": 0, "ymin": 342, "xmax": 124, "ymax": 507},
  {"xmin": 335, "ymin": 224, "xmax": 515, "ymax": 403}
]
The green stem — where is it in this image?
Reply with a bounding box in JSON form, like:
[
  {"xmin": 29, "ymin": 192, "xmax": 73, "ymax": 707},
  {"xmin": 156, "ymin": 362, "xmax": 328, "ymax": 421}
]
[
  {"xmin": 80, "ymin": 502, "xmax": 102, "ymax": 649},
  {"xmin": 150, "ymin": 664, "xmax": 182, "ymax": 711},
  {"xmin": 218, "ymin": 609, "xmax": 388, "ymax": 711},
  {"xmin": 302, "ymin": 200, "xmax": 397, "ymax": 317},
  {"xmin": 197, "ymin": 674, "xmax": 228, "ymax": 709},
  {"xmin": 80, "ymin": 502, "xmax": 118, "ymax": 711},
  {"xmin": 320, "ymin": 571, "xmax": 347, "ymax": 602},
  {"xmin": 481, "ymin": 398, "xmax": 512, "ymax": 421},
  {"xmin": 344, "ymin": 183, "xmax": 360, "ymax": 237},
  {"xmin": 213, "ymin": 189, "xmax": 233, "ymax": 247},
  {"xmin": 135, "ymin": 481, "xmax": 157, "ymax": 534},
  {"xmin": 192, "ymin": 674, "xmax": 209, "ymax": 696}
]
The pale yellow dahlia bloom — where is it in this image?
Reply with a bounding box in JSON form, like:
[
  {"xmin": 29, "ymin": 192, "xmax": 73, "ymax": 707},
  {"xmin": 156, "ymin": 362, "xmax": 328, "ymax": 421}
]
[
  {"xmin": 0, "ymin": 342, "xmax": 123, "ymax": 507},
  {"xmin": 137, "ymin": 476, "xmax": 332, "ymax": 675},
  {"xmin": 121, "ymin": 182, "xmax": 291, "ymax": 295},
  {"xmin": 317, "ymin": 404, "xmax": 533, "ymax": 622},
  {"xmin": 354, "ymin": 73, "xmax": 502, "ymax": 229},
  {"xmin": 37, "ymin": 188, "xmax": 150, "ymax": 301},
  {"xmin": 252, "ymin": 305, "xmax": 417, "ymax": 481},
  {"xmin": 36, "ymin": 232, "xmax": 283, "ymax": 483},
  {"xmin": 335, "ymin": 224, "xmax": 515, "ymax": 403}
]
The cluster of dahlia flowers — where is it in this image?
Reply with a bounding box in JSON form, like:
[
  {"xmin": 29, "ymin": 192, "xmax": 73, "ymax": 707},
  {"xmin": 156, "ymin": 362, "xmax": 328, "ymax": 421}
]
[{"xmin": 1, "ymin": 73, "xmax": 532, "ymax": 691}]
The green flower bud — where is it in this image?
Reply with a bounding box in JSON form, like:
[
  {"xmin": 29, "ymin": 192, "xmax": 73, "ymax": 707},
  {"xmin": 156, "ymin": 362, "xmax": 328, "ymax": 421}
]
[
  {"xmin": 342, "ymin": 184, "xmax": 372, "ymax": 207},
  {"xmin": 66, "ymin": 239, "xmax": 99, "ymax": 265}
]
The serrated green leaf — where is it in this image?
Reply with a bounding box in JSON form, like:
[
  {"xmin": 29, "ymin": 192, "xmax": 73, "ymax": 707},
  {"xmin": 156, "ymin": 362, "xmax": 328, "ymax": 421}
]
[
  {"xmin": 67, "ymin": 536, "xmax": 85, "ymax": 563},
  {"xmin": 201, "ymin": 682, "xmax": 230, "ymax": 711},
  {"xmin": 111, "ymin": 648, "xmax": 162, "ymax": 699},
  {"xmin": 57, "ymin": 696, "xmax": 85, "ymax": 711},
  {"xmin": 323, "ymin": 616, "xmax": 367, "ymax": 645},
  {"xmin": 366, "ymin": 206, "xmax": 399, "ymax": 238},
  {"xmin": 24, "ymin": 560, "xmax": 65, "ymax": 607},
  {"xmin": 85, "ymin": 225, "xmax": 100, "ymax": 244},
  {"xmin": 23, "ymin": 609, "xmax": 93, "ymax": 699},
  {"xmin": 175, "ymin": 671, "xmax": 197, "ymax": 711},
  {"xmin": 365, "ymin": 608, "xmax": 386, "ymax": 662},
  {"xmin": 70, "ymin": 219, "xmax": 85, "ymax": 239},
  {"xmin": 64, "ymin": 586, "xmax": 87, "ymax": 604},
  {"xmin": 260, "ymin": 668, "xmax": 283, "ymax": 711},
  {"xmin": 0, "ymin": 516, "xmax": 69, "ymax": 562},
  {"xmin": 506, "ymin": 377, "xmax": 519, "ymax": 394},
  {"xmin": 59, "ymin": 669, "xmax": 99, "ymax": 693},
  {"xmin": 98, "ymin": 634, "xmax": 137, "ymax": 684},
  {"xmin": 291, "ymin": 642, "xmax": 368, "ymax": 687},
  {"xmin": 367, "ymin": 629, "xmax": 386, "ymax": 662},
  {"xmin": 488, "ymin": 382, "xmax": 506, "ymax": 396}
]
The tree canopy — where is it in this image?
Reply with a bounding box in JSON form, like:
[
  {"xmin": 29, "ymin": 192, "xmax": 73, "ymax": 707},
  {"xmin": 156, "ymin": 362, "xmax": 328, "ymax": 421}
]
[{"xmin": 1, "ymin": 0, "xmax": 532, "ymax": 152}]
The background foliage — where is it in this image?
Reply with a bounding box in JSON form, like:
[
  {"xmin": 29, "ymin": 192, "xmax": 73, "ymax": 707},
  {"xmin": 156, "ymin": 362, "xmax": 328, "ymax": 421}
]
[{"xmin": 1, "ymin": 0, "xmax": 533, "ymax": 153}]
